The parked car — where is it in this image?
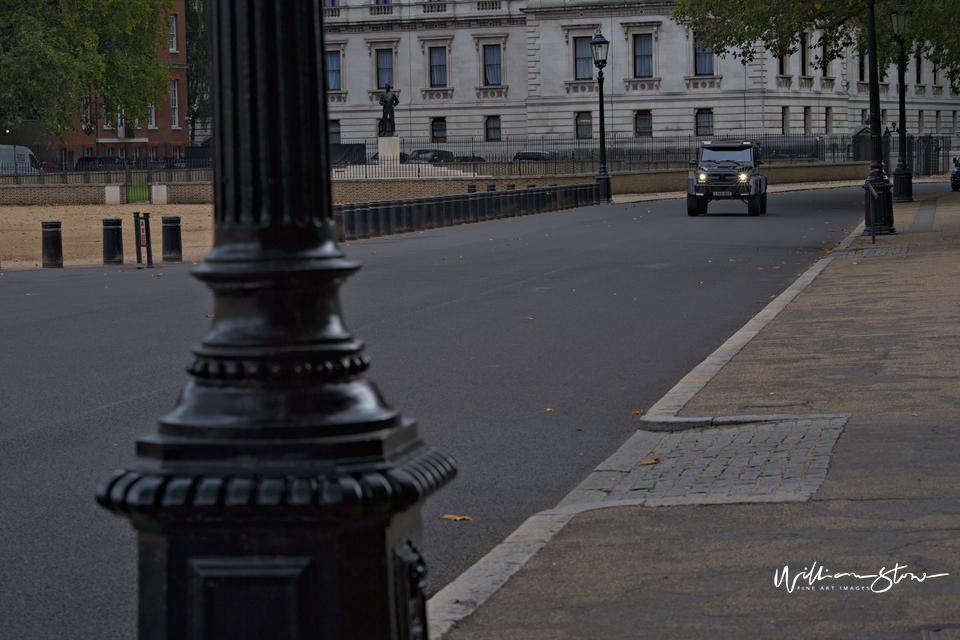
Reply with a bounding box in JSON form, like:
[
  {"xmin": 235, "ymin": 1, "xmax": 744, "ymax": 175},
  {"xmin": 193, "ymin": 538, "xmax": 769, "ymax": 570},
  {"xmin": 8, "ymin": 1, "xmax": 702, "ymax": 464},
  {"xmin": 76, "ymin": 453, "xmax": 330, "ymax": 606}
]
[
  {"xmin": 41, "ymin": 160, "xmax": 65, "ymax": 173},
  {"xmin": 367, "ymin": 152, "xmax": 410, "ymax": 165},
  {"xmin": 0, "ymin": 144, "xmax": 42, "ymax": 175},
  {"xmin": 513, "ymin": 150, "xmax": 558, "ymax": 162},
  {"xmin": 951, "ymin": 157, "xmax": 960, "ymax": 192},
  {"xmin": 452, "ymin": 155, "xmax": 486, "ymax": 163},
  {"xmin": 406, "ymin": 149, "xmax": 455, "ymax": 164},
  {"xmin": 74, "ymin": 155, "xmax": 127, "ymax": 171}
]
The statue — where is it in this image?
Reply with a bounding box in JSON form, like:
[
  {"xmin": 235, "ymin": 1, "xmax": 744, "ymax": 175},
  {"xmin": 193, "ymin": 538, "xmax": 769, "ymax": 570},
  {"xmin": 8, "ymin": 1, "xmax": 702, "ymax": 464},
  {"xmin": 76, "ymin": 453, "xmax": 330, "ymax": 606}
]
[{"xmin": 378, "ymin": 84, "xmax": 399, "ymax": 137}]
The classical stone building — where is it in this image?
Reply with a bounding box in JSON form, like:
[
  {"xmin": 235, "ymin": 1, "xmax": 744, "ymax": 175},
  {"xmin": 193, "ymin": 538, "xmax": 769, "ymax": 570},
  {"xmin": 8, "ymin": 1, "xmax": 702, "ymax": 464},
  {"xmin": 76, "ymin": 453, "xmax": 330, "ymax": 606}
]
[{"xmin": 323, "ymin": 0, "xmax": 960, "ymax": 142}]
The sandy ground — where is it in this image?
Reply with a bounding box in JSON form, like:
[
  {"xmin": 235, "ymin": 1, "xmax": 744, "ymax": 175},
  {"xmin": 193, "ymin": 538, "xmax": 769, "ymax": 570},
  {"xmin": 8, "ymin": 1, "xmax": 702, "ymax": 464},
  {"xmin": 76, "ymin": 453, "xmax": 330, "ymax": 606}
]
[{"xmin": 0, "ymin": 204, "xmax": 215, "ymax": 270}]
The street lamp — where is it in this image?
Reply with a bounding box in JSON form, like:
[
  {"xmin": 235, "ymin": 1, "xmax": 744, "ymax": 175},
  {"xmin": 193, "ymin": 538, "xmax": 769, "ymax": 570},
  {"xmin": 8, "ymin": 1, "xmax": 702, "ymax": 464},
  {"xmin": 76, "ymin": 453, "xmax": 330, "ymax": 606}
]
[
  {"xmin": 863, "ymin": 0, "xmax": 897, "ymax": 234},
  {"xmin": 96, "ymin": 1, "xmax": 456, "ymax": 637},
  {"xmin": 891, "ymin": 4, "xmax": 913, "ymax": 202},
  {"xmin": 590, "ymin": 30, "xmax": 612, "ymax": 204}
]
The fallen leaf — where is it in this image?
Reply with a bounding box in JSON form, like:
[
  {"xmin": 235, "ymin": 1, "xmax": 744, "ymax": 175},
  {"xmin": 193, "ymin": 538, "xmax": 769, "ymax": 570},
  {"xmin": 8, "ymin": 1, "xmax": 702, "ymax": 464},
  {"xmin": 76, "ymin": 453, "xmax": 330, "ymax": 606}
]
[
  {"xmin": 631, "ymin": 410, "xmax": 642, "ymax": 415},
  {"xmin": 527, "ymin": 317, "xmax": 534, "ymax": 320},
  {"xmin": 546, "ymin": 408, "xmax": 553, "ymax": 412},
  {"xmin": 698, "ymin": 281, "xmax": 705, "ymax": 284},
  {"xmin": 206, "ymin": 315, "xmax": 214, "ymax": 318},
  {"xmin": 577, "ymin": 428, "xmax": 583, "ymax": 431},
  {"xmin": 638, "ymin": 458, "xmax": 661, "ymax": 466},
  {"xmin": 912, "ymin": 413, "xmax": 919, "ymax": 417},
  {"xmin": 442, "ymin": 514, "xmax": 472, "ymax": 521}
]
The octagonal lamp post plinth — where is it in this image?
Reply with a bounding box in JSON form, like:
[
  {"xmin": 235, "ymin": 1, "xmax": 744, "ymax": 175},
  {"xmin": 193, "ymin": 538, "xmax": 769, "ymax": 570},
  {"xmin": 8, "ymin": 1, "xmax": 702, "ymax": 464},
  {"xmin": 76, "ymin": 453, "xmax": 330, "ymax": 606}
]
[{"xmin": 96, "ymin": 2, "xmax": 456, "ymax": 639}]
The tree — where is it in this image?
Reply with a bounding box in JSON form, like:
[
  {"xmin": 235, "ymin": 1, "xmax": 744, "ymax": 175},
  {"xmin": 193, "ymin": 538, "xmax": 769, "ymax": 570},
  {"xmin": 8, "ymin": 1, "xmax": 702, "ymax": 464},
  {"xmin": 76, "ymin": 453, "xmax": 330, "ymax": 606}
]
[
  {"xmin": 0, "ymin": 0, "xmax": 173, "ymax": 139},
  {"xmin": 673, "ymin": 0, "xmax": 960, "ymax": 91},
  {"xmin": 185, "ymin": 0, "xmax": 210, "ymax": 144}
]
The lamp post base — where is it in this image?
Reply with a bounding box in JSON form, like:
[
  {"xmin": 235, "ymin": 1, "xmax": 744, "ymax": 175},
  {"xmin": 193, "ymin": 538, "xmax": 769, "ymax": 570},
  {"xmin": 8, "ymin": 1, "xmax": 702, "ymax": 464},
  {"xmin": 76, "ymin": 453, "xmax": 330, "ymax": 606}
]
[
  {"xmin": 892, "ymin": 167, "xmax": 913, "ymax": 203},
  {"xmin": 595, "ymin": 169, "xmax": 612, "ymax": 204},
  {"xmin": 863, "ymin": 178, "xmax": 897, "ymax": 235}
]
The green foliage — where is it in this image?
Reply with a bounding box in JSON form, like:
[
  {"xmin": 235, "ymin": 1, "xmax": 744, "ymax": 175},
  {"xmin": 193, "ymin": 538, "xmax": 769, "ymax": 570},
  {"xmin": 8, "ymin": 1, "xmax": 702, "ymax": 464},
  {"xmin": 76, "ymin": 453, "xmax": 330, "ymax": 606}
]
[
  {"xmin": 185, "ymin": 0, "xmax": 210, "ymax": 142},
  {"xmin": 673, "ymin": 0, "xmax": 960, "ymax": 90},
  {"xmin": 0, "ymin": 0, "xmax": 173, "ymax": 139}
]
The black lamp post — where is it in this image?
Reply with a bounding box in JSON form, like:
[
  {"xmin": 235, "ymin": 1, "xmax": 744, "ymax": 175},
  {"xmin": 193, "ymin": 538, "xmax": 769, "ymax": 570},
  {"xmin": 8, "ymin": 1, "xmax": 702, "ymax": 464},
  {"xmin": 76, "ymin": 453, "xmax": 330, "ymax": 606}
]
[
  {"xmin": 891, "ymin": 4, "xmax": 913, "ymax": 203},
  {"xmin": 96, "ymin": 1, "xmax": 456, "ymax": 638},
  {"xmin": 590, "ymin": 30, "xmax": 613, "ymax": 204},
  {"xmin": 863, "ymin": 0, "xmax": 897, "ymax": 234}
]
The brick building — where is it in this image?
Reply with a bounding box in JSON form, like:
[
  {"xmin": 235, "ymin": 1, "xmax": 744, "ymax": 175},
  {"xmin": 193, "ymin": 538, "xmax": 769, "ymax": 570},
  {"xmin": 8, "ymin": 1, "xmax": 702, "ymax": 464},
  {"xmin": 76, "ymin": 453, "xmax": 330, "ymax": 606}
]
[{"xmin": 42, "ymin": 0, "xmax": 189, "ymax": 169}]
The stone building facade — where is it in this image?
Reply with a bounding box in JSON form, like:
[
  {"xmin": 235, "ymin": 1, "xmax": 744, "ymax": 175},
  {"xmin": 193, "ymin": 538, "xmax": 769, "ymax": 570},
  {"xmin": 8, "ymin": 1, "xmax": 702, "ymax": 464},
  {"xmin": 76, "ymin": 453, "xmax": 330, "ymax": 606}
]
[{"xmin": 323, "ymin": 0, "xmax": 960, "ymax": 142}]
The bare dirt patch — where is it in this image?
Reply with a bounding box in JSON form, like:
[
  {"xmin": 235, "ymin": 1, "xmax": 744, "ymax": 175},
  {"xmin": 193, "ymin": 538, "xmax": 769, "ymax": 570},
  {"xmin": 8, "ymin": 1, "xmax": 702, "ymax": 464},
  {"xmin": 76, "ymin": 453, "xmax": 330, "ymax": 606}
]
[{"xmin": 0, "ymin": 204, "xmax": 214, "ymax": 270}]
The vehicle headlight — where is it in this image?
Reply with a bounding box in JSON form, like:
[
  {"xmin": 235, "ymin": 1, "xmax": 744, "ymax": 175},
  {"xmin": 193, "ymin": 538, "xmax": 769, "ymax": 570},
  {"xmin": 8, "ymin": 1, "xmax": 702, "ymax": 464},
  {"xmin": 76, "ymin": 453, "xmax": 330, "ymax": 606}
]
[
  {"xmin": 739, "ymin": 173, "xmax": 748, "ymax": 182},
  {"xmin": 698, "ymin": 173, "xmax": 707, "ymax": 182}
]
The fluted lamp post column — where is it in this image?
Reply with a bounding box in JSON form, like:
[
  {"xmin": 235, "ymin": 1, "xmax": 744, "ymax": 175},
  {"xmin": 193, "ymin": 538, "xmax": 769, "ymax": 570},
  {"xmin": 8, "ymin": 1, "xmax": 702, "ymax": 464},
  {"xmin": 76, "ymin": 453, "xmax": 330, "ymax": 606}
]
[
  {"xmin": 96, "ymin": 2, "xmax": 456, "ymax": 639},
  {"xmin": 891, "ymin": 4, "xmax": 913, "ymax": 203},
  {"xmin": 590, "ymin": 30, "xmax": 613, "ymax": 204},
  {"xmin": 863, "ymin": 0, "xmax": 897, "ymax": 235}
]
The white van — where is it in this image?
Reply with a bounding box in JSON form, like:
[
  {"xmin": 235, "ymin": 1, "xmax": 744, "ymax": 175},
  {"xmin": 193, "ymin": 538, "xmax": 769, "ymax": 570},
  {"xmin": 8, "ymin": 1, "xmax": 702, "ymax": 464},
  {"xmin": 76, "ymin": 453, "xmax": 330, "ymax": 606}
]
[{"xmin": 0, "ymin": 145, "xmax": 42, "ymax": 176}]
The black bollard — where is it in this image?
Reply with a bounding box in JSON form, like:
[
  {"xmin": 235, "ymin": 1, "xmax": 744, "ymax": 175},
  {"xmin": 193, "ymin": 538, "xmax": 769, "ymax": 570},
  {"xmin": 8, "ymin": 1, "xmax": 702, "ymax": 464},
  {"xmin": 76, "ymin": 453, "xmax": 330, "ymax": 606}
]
[
  {"xmin": 102, "ymin": 218, "xmax": 124, "ymax": 265},
  {"xmin": 161, "ymin": 216, "xmax": 183, "ymax": 261},
  {"xmin": 41, "ymin": 220, "xmax": 63, "ymax": 268},
  {"xmin": 343, "ymin": 202, "xmax": 358, "ymax": 240}
]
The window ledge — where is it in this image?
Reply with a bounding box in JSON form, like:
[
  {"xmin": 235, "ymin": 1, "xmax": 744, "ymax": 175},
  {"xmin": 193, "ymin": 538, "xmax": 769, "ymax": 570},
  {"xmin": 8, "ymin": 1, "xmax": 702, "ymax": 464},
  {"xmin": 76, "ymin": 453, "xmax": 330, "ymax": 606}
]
[
  {"xmin": 624, "ymin": 77, "xmax": 660, "ymax": 92},
  {"xmin": 327, "ymin": 90, "xmax": 348, "ymax": 104},
  {"xmin": 368, "ymin": 88, "xmax": 401, "ymax": 102},
  {"xmin": 564, "ymin": 79, "xmax": 597, "ymax": 94},
  {"xmin": 474, "ymin": 85, "xmax": 508, "ymax": 98},
  {"xmin": 684, "ymin": 75, "xmax": 721, "ymax": 90},
  {"xmin": 171, "ymin": 126, "xmax": 182, "ymax": 130},
  {"xmin": 421, "ymin": 87, "xmax": 454, "ymax": 100}
]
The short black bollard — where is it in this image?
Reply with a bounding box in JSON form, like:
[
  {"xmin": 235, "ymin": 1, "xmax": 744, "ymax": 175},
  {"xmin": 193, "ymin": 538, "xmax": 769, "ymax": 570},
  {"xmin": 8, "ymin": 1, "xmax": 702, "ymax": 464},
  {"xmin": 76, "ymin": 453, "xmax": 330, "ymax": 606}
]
[
  {"xmin": 102, "ymin": 218, "xmax": 124, "ymax": 265},
  {"xmin": 343, "ymin": 202, "xmax": 358, "ymax": 240},
  {"xmin": 468, "ymin": 191, "xmax": 480, "ymax": 223},
  {"xmin": 370, "ymin": 202, "xmax": 384, "ymax": 236},
  {"xmin": 41, "ymin": 220, "xmax": 63, "ymax": 268},
  {"xmin": 414, "ymin": 198, "xmax": 426, "ymax": 231},
  {"xmin": 506, "ymin": 184, "xmax": 516, "ymax": 217},
  {"xmin": 161, "ymin": 216, "xmax": 183, "ymax": 261},
  {"xmin": 485, "ymin": 184, "xmax": 496, "ymax": 219},
  {"xmin": 548, "ymin": 184, "xmax": 558, "ymax": 211},
  {"xmin": 442, "ymin": 195, "xmax": 454, "ymax": 227},
  {"xmin": 357, "ymin": 202, "xmax": 371, "ymax": 238}
]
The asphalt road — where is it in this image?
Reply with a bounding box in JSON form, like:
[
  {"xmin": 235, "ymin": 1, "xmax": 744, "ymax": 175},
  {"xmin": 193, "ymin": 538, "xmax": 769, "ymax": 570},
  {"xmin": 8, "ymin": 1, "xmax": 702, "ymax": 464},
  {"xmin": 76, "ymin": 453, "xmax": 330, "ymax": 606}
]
[{"xmin": 1, "ymin": 184, "xmax": 930, "ymax": 639}]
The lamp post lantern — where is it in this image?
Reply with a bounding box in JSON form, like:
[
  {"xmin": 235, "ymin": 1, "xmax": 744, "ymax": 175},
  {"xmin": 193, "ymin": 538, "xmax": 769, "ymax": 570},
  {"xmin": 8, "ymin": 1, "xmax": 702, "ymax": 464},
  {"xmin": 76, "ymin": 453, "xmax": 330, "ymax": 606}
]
[
  {"xmin": 590, "ymin": 30, "xmax": 613, "ymax": 204},
  {"xmin": 96, "ymin": 1, "xmax": 456, "ymax": 638},
  {"xmin": 891, "ymin": 4, "xmax": 913, "ymax": 203},
  {"xmin": 863, "ymin": 0, "xmax": 897, "ymax": 234}
]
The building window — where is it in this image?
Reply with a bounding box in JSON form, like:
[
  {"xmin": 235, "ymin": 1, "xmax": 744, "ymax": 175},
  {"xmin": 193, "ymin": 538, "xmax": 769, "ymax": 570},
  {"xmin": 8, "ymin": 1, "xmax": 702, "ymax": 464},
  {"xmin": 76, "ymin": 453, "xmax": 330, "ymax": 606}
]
[
  {"xmin": 634, "ymin": 110, "xmax": 652, "ymax": 137},
  {"xmin": 148, "ymin": 147, "xmax": 157, "ymax": 162},
  {"xmin": 376, "ymin": 49, "xmax": 393, "ymax": 88},
  {"xmin": 821, "ymin": 44, "xmax": 830, "ymax": 76},
  {"xmin": 485, "ymin": 115, "xmax": 501, "ymax": 141},
  {"xmin": 933, "ymin": 66, "xmax": 940, "ymax": 85},
  {"xmin": 170, "ymin": 79, "xmax": 179, "ymax": 127},
  {"xmin": 104, "ymin": 147, "xmax": 113, "ymax": 156},
  {"xmin": 915, "ymin": 54, "xmax": 923, "ymax": 84},
  {"xmin": 799, "ymin": 33, "xmax": 808, "ymax": 75},
  {"xmin": 858, "ymin": 54, "xmax": 865, "ymax": 82},
  {"xmin": 432, "ymin": 117, "xmax": 447, "ymax": 142},
  {"xmin": 118, "ymin": 147, "xmax": 126, "ymax": 159},
  {"xmin": 633, "ymin": 34, "xmax": 653, "ymax": 78},
  {"xmin": 483, "ymin": 44, "xmax": 501, "ymax": 85},
  {"xmin": 169, "ymin": 15, "xmax": 177, "ymax": 52},
  {"xmin": 324, "ymin": 0, "xmax": 339, "ymax": 5},
  {"xmin": 696, "ymin": 109, "xmax": 713, "ymax": 135},
  {"xmin": 574, "ymin": 37, "xmax": 593, "ymax": 80},
  {"xmin": 329, "ymin": 120, "xmax": 341, "ymax": 143},
  {"xmin": 861, "ymin": 109, "xmax": 869, "ymax": 125},
  {"xmin": 173, "ymin": 146, "xmax": 181, "ymax": 160},
  {"xmin": 575, "ymin": 111, "xmax": 592, "ymax": 139},
  {"xmin": 85, "ymin": 147, "xmax": 93, "ymax": 157},
  {"xmin": 430, "ymin": 47, "xmax": 447, "ymax": 87},
  {"xmin": 694, "ymin": 36, "xmax": 714, "ymax": 75},
  {"xmin": 376, "ymin": 0, "xmax": 391, "ymax": 4},
  {"xmin": 148, "ymin": 104, "xmax": 156, "ymax": 128},
  {"xmin": 326, "ymin": 51, "xmax": 341, "ymax": 91}
]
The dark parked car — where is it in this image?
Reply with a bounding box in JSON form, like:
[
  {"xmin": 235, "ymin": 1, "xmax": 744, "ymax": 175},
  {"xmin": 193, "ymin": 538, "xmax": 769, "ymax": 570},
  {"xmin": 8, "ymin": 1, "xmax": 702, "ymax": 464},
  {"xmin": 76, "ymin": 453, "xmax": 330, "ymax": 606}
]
[
  {"xmin": 513, "ymin": 150, "xmax": 558, "ymax": 162},
  {"xmin": 74, "ymin": 155, "xmax": 127, "ymax": 171},
  {"xmin": 452, "ymin": 155, "xmax": 486, "ymax": 163},
  {"xmin": 367, "ymin": 152, "xmax": 410, "ymax": 165},
  {"xmin": 951, "ymin": 157, "xmax": 960, "ymax": 192},
  {"xmin": 406, "ymin": 149, "xmax": 455, "ymax": 164},
  {"xmin": 41, "ymin": 160, "xmax": 64, "ymax": 173}
]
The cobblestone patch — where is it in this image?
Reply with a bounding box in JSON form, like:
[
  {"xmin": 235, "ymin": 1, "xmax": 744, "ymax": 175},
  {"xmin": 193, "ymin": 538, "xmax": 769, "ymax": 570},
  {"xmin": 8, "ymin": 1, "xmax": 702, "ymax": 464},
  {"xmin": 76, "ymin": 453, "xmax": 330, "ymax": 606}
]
[
  {"xmin": 559, "ymin": 416, "xmax": 846, "ymax": 508},
  {"xmin": 833, "ymin": 245, "xmax": 908, "ymax": 258}
]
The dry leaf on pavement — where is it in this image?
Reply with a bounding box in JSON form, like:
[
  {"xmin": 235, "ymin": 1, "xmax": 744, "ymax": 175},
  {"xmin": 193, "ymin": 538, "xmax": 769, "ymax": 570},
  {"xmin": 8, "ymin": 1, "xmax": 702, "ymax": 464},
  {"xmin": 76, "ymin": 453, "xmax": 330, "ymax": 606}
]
[
  {"xmin": 442, "ymin": 515, "xmax": 473, "ymax": 521},
  {"xmin": 638, "ymin": 458, "xmax": 661, "ymax": 466}
]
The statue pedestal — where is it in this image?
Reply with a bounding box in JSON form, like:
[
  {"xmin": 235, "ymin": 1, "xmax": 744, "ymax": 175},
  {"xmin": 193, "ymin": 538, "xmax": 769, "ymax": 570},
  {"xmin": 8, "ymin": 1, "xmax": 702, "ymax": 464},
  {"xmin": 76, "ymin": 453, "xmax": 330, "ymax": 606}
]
[{"xmin": 378, "ymin": 136, "xmax": 401, "ymax": 165}]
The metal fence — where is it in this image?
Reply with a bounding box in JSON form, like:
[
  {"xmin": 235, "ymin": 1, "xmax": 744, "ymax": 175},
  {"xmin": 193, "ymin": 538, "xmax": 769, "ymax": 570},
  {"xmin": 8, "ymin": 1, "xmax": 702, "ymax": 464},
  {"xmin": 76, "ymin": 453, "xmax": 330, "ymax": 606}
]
[{"xmin": 2, "ymin": 133, "xmax": 953, "ymax": 188}]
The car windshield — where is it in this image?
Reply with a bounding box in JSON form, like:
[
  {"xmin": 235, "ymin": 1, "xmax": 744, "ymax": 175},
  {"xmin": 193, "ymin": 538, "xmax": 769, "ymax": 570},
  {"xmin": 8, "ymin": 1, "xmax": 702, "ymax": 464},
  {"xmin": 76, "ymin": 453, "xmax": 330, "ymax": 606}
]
[
  {"xmin": 407, "ymin": 150, "xmax": 431, "ymax": 159},
  {"xmin": 700, "ymin": 147, "xmax": 752, "ymax": 164}
]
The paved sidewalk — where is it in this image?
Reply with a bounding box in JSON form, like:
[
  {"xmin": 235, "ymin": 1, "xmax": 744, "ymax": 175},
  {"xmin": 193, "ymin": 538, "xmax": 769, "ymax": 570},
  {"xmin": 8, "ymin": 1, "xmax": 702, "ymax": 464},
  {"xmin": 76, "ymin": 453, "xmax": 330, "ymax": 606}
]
[{"xmin": 430, "ymin": 189, "xmax": 960, "ymax": 639}]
